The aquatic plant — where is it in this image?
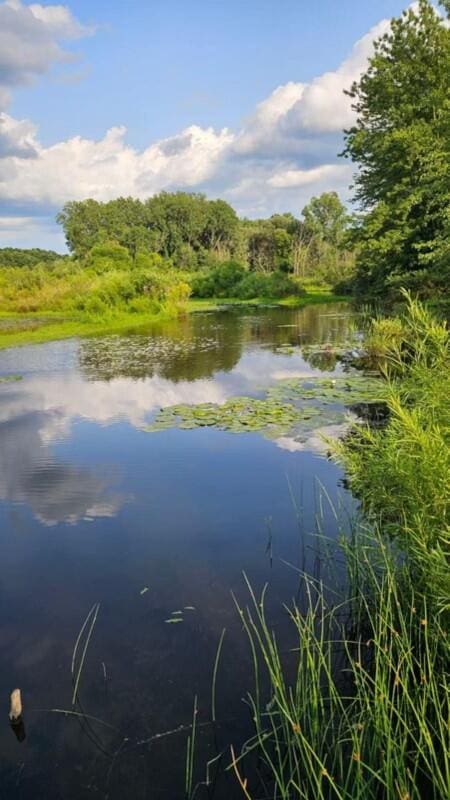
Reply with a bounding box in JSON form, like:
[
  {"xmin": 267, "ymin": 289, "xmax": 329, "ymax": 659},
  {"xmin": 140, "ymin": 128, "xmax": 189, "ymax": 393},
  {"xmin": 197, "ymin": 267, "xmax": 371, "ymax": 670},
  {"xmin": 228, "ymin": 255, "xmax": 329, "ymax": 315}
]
[
  {"xmin": 230, "ymin": 537, "xmax": 449, "ymax": 800},
  {"xmin": 145, "ymin": 372, "xmax": 386, "ymax": 452},
  {"xmin": 147, "ymin": 397, "xmax": 311, "ymax": 437},
  {"xmin": 267, "ymin": 374, "xmax": 386, "ymax": 407},
  {"xmin": 334, "ymin": 296, "xmax": 449, "ymax": 615},
  {"xmin": 213, "ymin": 299, "xmax": 449, "ymax": 798}
]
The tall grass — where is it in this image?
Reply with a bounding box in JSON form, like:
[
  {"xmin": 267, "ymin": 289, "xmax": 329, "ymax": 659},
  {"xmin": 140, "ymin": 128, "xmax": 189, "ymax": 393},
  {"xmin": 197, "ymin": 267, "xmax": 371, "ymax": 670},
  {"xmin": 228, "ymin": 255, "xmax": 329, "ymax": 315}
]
[
  {"xmin": 335, "ymin": 293, "xmax": 449, "ymax": 615},
  {"xmin": 0, "ymin": 257, "xmax": 191, "ymax": 318},
  {"xmin": 227, "ymin": 295, "xmax": 449, "ymax": 798},
  {"xmin": 231, "ymin": 535, "xmax": 449, "ymax": 799}
]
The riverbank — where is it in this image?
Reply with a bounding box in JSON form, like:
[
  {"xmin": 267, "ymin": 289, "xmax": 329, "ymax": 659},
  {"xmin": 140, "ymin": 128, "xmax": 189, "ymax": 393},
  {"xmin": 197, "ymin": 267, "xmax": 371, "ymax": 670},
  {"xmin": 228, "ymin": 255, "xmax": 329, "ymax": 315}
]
[
  {"xmin": 0, "ymin": 289, "xmax": 346, "ymax": 350},
  {"xmin": 221, "ymin": 296, "xmax": 449, "ymax": 799}
]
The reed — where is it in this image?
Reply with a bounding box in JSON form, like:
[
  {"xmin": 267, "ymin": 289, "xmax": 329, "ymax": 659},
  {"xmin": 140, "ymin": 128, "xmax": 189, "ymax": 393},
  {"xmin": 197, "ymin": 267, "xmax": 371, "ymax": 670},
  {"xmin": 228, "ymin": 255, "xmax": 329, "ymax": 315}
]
[
  {"xmin": 227, "ymin": 296, "xmax": 449, "ymax": 798},
  {"xmin": 230, "ymin": 531, "xmax": 449, "ymax": 799}
]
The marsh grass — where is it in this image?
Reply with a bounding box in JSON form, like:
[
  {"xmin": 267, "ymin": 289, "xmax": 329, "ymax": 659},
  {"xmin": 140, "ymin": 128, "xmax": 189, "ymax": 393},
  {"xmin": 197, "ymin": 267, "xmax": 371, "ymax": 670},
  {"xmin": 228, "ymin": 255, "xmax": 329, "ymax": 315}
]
[
  {"xmin": 229, "ymin": 537, "xmax": 449, "ymax": 799},
  {"xmin": 224, "ymin": 296, "xmax": 449, "ymax": 798},
  {"xmin": 334, "ymin": 294, "xmax": 449, "ymax": 614}
]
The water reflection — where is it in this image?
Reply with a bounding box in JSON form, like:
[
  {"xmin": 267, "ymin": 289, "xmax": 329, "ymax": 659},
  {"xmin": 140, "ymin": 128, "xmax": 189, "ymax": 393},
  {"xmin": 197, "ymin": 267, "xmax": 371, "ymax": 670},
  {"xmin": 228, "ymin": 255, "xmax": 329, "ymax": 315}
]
[
  {"xmin": 0, "ymin": 407, "xmax": 125, "ymax": 525},
  {"xmin": 77, "ymin": 303, "xmax": 352, "ymax": 382},
  {"xmin": 0, "ymin": 303, "xmax": 358, "ymax": 800}
]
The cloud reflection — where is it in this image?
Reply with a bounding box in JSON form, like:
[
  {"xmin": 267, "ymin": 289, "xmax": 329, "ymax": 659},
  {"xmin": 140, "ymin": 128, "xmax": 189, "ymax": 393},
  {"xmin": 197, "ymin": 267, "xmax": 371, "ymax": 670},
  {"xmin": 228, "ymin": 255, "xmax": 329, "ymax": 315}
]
[{"xmin": 0, "ymin": 406, "xmax": 125, "ymax": 526}]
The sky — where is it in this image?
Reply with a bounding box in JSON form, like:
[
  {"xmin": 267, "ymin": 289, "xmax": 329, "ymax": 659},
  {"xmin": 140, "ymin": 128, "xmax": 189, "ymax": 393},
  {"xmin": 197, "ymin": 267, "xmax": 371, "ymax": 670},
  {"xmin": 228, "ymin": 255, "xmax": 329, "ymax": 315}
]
[{"xmin": 0, "ymin": 0, "xmax": 414, "ymax": 251}]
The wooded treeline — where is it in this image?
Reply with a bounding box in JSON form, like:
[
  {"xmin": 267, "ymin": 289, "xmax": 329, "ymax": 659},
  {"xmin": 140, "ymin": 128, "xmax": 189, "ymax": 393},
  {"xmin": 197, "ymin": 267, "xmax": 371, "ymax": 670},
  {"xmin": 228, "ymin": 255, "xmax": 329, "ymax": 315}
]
[
  {"xmin": 55, "ymin": 190, "xmax": 353, "ymax": 286},
  {"xmin": 1, "ymin": 0, "xmax": 448, "ymax": 305}
]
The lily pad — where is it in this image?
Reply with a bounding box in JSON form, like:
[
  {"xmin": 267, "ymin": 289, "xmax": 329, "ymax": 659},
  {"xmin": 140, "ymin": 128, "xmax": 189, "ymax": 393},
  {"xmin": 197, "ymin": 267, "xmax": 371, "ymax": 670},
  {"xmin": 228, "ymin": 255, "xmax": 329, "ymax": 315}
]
[
  {"xmin": 145, "ymin": 374, "xmax": 385, "ymax": 450},
  {"xmin": 267, "ymin": 375, "xmax": 385, "ymax": 407},
  {"xmin": 147, "ymin": 397, "xmax": 308, "ymax": 436}
]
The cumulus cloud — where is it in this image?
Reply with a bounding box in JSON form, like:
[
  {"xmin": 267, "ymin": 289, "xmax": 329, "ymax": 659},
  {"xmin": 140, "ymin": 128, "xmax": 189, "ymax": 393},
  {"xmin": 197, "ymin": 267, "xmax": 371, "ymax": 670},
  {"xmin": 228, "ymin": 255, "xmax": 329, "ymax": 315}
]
[
  {"xmin": 28, "ymin": 2, "xmax": 94, "ymax": 38},
  {"xmin": 267, "ymin": 164, "xmax": 351, "ymax": 189},
  {"xmin": 0, "ymin": 111, "xmax": 38, "ymax": 157},
  {"xmin": 283, "ymin": 19, "xmax": 391, "ymax": 134},
  {"xmin": 0, "ymin": 5, "xmax": 397, "ymax": 245},
  {"xmin": 0, "ymin": 123, "xmax": 234, "ymax": 205},
  {"xmin": 0, "ymin": 0, "xmax": 92, "ymax": 109}
]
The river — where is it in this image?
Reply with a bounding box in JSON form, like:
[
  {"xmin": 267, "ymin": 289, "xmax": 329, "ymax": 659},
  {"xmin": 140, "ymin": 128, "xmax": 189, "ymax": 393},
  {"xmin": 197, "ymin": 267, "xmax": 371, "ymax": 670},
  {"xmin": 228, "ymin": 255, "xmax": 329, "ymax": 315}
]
[{"xmin": 0, "ymin": 302, "xmax": 359, "ymax": 799}]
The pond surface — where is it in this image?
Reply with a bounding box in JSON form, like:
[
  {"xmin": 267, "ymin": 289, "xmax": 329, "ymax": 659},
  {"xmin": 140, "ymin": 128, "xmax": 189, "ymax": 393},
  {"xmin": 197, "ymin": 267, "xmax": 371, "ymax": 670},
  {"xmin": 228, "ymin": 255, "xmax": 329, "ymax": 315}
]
[{"xmin": 0, "ymin": 303, "xmax": 360, "ymax": 799}]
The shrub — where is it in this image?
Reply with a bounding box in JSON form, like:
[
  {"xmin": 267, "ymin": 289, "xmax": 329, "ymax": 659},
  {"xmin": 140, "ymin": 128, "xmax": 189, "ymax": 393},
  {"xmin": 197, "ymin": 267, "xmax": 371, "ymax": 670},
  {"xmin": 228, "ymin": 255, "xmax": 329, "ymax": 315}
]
[
  {"xmin": 86, "ymin": 242, "xmax": 132, "ymax": 273},
  {"xmin": 233, "ymin": 272, "xmax": 268, "ymax": 299},
  {"xmin": 233, "ymin": 271, "xmax": 304, "ymax": 299},
  {"xmin": 265, "ymin": 271, "xmax": 305, "ymax": 297},
  {"xmin": 192, "ymin": 260, "xmax": 246, "ymax": 297}
]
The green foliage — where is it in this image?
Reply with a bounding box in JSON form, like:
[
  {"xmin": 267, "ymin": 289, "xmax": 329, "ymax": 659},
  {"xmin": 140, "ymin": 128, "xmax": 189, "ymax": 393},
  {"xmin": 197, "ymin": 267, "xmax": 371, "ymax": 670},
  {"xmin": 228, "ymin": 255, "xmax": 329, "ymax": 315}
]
[
  {"xmin": 56, "ymin": 191, "xmax": 353, "ymax": 285},
  {"xmin": 290, "ymin": 192, "xmax": 355, "ymax": 285},
  {"xmin": 343, "ymin": 1, "xmax": 450, "ymax": 298},
  {"xmin": 232, "ymin": 547, "xmax": 449, "ymax": 799},
  {"xmin": 85, "ymin": 242, "xmax": 133, "ymax": 273},
  {"xmin": 221, "ymin": 303, "xmax": 449, "ymax": 800},
  {"xmin": 335, "ymin": 296, "xmax": 449, "ymax": 611},
  {"xmin": 57, "ymin": 192, "xmax": 240, "ymax": 266},
  {"xmin": 0, "ymin": 252, "xmax": 191, "ymax": 318},
  {"xmin": 191, "ymin": 260, "xmax": 246, "ymax": 297},
  {"xmin": 147, "ymin": 397, "xmax": 304, "ymax": 436},
  {"xmin": 192, "ymin": 262, "xmax": 304, "ymax": 299},
  {"xmin": 0, "ymin": 247, "xmax": 65, "ymax": 267}
]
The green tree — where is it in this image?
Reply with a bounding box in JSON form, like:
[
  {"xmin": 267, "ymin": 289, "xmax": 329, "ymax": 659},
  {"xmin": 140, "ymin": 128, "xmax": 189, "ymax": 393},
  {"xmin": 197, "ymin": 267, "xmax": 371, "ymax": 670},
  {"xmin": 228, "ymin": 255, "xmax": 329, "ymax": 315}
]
[
  {"xmin": 301, "ymin": 192, "xmax": 348, "ymax": 248},
  {"xmin": 200, "ymin": 199, "xmax": 239, "ymax": 254},
  {"xmin": 343, "ymin": 0, "xmax": 450, "ymax": 297},
  {"xmin": 296, "ymin": 192, "xmax": 353, "ymax": 283}
]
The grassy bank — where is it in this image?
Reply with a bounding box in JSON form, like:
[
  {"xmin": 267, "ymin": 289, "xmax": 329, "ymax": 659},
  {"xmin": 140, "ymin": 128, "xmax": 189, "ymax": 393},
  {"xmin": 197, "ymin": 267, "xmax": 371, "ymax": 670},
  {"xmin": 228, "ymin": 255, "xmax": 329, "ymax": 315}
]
[
  {"xmin": 0, "ymin": 289, "xmax": 345, "ymax": 351},
  {"xmin": 189, "ymin": 288, "xmax": 348, "ymax": 312},
  {"xmin": 213, "ymin": 297, "xmax": 449, "ymax": 799},
  {"xmin": 0, "ymin": 308, "xmax": 179, "ymax": 350}
]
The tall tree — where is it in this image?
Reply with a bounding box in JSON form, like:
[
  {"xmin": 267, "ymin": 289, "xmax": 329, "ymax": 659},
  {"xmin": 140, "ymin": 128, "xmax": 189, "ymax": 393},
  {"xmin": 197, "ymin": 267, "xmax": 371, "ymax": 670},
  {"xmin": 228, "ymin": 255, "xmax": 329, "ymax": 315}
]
[
  {"xmin": 301, "ymin": 192, "xmax": 349, "ymax": 248},
  {"xmin": 343, "ymin": 0, "xmax": 450, "ymax": 296}
]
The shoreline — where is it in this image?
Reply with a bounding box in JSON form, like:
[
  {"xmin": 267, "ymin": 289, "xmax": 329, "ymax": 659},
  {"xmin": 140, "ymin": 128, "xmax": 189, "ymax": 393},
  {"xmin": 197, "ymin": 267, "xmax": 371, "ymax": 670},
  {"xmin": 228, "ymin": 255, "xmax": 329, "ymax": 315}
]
[{"xmin": 0, "ymin": 290, "xmax": 348, "ymax": 351}]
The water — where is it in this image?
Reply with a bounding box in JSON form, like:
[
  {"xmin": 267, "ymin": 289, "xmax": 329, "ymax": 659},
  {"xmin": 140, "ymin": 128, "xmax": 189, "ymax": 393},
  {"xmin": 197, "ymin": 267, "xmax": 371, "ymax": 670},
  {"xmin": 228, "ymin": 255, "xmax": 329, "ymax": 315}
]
[{"xmin": 0, "ymin": 303, "xmax": 358, "ymax": 799}]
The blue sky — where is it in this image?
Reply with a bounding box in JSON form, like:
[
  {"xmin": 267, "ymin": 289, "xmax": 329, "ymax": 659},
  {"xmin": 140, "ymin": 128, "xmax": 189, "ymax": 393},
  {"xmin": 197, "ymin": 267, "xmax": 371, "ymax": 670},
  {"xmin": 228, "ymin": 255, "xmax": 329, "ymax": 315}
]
[{"xmin": 0, "ymin": 0, "xmax": 414, "ymax": 249}]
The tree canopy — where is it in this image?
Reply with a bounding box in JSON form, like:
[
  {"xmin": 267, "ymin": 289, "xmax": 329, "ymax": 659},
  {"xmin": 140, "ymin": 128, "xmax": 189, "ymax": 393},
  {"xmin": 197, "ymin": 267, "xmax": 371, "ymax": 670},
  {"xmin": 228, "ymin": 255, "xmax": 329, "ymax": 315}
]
[
  {"xmin": 343, "ymin": 0, "xmax": 450, "ymax": 297},
  {"xmin": 56, "ymin": 190, "xmax": 353, "ymax": 285}
]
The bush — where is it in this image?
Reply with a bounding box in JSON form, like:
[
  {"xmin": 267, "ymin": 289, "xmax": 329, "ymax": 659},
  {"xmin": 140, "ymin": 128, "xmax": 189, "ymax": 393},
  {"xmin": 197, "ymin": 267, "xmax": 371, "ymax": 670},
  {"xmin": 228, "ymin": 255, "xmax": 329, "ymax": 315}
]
[
  {"xmin": 233, "ymin": 271, "xmax": 305, "ymax": 299},
  {"xmin": 86, "ymin": 242, "xmax": 132, "ymax": 273},
  {"xmin": 192, "ymin": 263, "xmax": 304, "ymax": 299},
  {"xmin": 192, "ymin": 260, "xmax": 246, "ymax": 297},
  {"xmin": 265, "ymin": 271, "xmax": 305, "ymax": 297},
  {"xmin": 233, "ymin": 272, "xmax": 268, "ymax": 299},
  {"xmin": 133, "ymin": 252, "xmax": 172, "ymax": 271}
]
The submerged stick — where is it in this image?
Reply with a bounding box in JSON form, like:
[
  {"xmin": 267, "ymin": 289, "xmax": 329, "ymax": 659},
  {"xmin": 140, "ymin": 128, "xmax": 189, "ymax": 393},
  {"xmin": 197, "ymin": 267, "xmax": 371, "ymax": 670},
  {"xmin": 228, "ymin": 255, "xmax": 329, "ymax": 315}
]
[
  {"xmin": 9, "ymin": 688, "xmax": 26, "ymax": 742},
  {"xmin": 9, "ymin": 688, "xmax": 22, "ymax": 722}
]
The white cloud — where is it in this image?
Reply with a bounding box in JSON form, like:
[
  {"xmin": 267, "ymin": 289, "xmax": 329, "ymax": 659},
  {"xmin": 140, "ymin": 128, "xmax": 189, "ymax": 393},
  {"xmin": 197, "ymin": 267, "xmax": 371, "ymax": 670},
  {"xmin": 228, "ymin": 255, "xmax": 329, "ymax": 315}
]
[
  {"xmin": 0, "ymin": 123, "xmax": 234, "ymax": 206},
  {"xmin": 268, "ymin": 164, "xmax": 351, "ymax": 189},
  {"xmin": 28, "ymin": 2, "xmax": 94, "ymax": 38},
  {"xmin": 283, "ymin": 19, "xmax": 391, "ymax": 134},
  {"xmin": 0, "ymin": 5, "xmax": 400, "ymax": 245},
  {"xmin": 0, "ymin": 0, "xmax": 92, "ymax": 110},
  {"xmin": 0, "ymin": 111, "xmax": 38, "ymax": 156}
]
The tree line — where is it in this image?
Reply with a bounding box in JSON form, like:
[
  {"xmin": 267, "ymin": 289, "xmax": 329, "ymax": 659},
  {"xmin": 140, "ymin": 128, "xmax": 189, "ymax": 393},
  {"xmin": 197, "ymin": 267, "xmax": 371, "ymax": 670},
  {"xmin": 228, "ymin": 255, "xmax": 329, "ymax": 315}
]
[
  {"xmin": 2, "ymin": 1, "xmax": 448, "ymax": 303},
  {"xmin": 55, "ymin": 190, "xmax": 354, "ymax": 286}
]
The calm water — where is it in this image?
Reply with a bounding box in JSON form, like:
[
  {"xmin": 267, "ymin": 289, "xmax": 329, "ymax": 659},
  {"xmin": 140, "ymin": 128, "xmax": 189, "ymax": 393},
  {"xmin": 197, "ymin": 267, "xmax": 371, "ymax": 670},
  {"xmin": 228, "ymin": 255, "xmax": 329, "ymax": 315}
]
[{"xmin": 0, "ymin": 304, "xmax": 357, "ymax": 799}]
